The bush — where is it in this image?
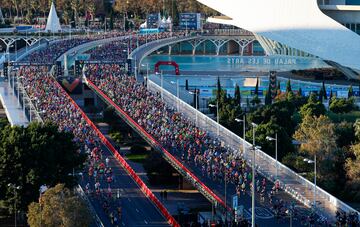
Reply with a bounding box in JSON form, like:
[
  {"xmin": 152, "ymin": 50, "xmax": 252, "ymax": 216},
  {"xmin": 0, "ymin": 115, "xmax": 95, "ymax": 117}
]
[
  {"xmin": 109, "ymin": 132, "xmax": 122, "ymax": 144},
  {"xmin": 130, "ymin": 145, "xmax": 147, "ymax": 155},
  {"xmin": 329, "ymin": 97, "xmax": 356, "ymax": 114}
]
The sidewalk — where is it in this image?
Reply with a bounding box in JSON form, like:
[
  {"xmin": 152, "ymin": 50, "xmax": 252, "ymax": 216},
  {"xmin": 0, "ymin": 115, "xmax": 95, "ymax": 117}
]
[{"xmin": 0, "ymin": 78, "xmax": 28, "ymax": 126}]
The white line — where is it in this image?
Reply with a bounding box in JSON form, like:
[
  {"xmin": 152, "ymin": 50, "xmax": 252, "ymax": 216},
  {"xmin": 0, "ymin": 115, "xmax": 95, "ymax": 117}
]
[
  {"xmin": 122, "ymin": 222, "xmax": 125, "ymax": 226},
  {"xmin": 144, "ymin": 220, "xmax": 148, "ymax": 224},
  {"xmin": 136, "ymin": 208, "xmax": 140, "ymax": 213}
]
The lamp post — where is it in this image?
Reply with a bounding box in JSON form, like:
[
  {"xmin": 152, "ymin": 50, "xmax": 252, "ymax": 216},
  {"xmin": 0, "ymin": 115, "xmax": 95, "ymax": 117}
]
[
  {"xmin": 304, "ymin": 156, "xmax": 317, "ymax": 211},
  {"xmin": 209, "ymin": 101, "xmax": 219, "ymax": 136},
  {"xmin": 266, "ymin": 133, "xmax": 278, "ymax": 181},
  {"xmin": 8, "ymin": 183, "xmax": 21, "ymax": 227},
  {"xmin": 251, "ymin": 122, "xmax": 258, "ymax": 227},
  {"xmin": 69, "ymin": 21, "xmax": 75, "ymax": 40},
  {"xmin": 141, "ymin": 63, "xmax": 149, "ymax": 86},
  {"xmin": 235, "ymin": 115, "xmax": 246, "ymax": 156},
  {"xmin": 170, "ymin": 79, "xmax": 180, "ymax": 111},
  {"xmin": 189, "ymin": 90, "xmax": 198, "ymax": 125}
]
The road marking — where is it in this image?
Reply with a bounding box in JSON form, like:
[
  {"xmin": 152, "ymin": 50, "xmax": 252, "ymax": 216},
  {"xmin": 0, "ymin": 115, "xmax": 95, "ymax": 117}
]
[
  {"xmin": 144, "ymin": 220, "xmax": 148, "ymax": 224},
  {"xmin": 128, "ymin": 198, "xmax": 131, "ymax": 202},
  {"xmin": 136, "ymin": 208, "xmax": 140, "ymax": 213},
  {"xmin": 247, "ymin": 207, "xmax": 274, "ymax": 219},
  {"xmin": 122, "ymin": 222, "xmax": 125, "ymax": 226}
]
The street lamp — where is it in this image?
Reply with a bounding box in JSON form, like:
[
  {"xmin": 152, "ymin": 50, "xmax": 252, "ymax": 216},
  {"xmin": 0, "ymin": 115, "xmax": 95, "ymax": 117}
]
[
  {"xmin": 155, "ymin": 71, "xmax": 163, "ymax": 100},
  {"xmin": 8, "ymin": 183, "xmax": 21, "ymax": 227},
  {"xmin": 304, "ymin": 156, "xmax": 317, "ymax": 211},
  {"xmin": 170, "ymin": 80, "xmax": 180, "ymax": 111},
  {"xmin": 189, "ymin": 90, "xmax": 198, "ymax": 125},
  {"xmin": 209, "ymin": 102, "xmax": 219, "ymax": 136},
  {"xmin": 235, "ymin": 115, "xmax": 246, "ymax": 156},
  {"xmin": 251, "ymin": 122, "xmax": 258, "ymax": 227},
  {"xmin": 69, "ymin": 21, "xmax": 75, "ymax": 40},
  {"xmin": 266, "ymin": 133, "xmax": 278, "ymax": 181}
]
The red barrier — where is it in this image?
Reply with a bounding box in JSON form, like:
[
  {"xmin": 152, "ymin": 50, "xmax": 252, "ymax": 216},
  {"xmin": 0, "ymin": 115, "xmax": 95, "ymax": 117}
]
[
  {"xmin": 86, "ymin": 79, "xmax": 230, "ymax": 211},
  {"xmin": 52, "ymin": 78, "xmax": 179, "ymax": 227}
]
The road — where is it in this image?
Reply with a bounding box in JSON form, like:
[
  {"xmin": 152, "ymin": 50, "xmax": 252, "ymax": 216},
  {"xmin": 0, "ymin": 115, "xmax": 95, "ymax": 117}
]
[
  {"xmin": 80, "ymin": 144, "xmax": 170, "ymax": 227},
  {"xmin": 88, "ymin": 81, "xmax": 319, "ymax": 226}
]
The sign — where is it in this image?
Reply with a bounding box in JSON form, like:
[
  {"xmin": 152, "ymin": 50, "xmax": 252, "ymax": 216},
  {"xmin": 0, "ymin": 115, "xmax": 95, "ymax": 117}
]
[
  {"xmin": 232, "ymin": 195, "xmax": 238, "ymax": 209},
  {"xmin": 56, "ymin": 61, "xmax": 62, "ymax": 77},
  {"xmin": 179, "ymin": 13, "xmax": 202, "ymax": 30},
  {"xmin": 269, "ymin": 71, "xmax": 277, "ymax": 99},
  {"xmin": 227, "ymin": 57, "xmax": 298, "ymax": 66},
  {"xmin": 147, "ymin": 13, "xmax": 160, "ymax": 29},
  {"xmin": 3, "ymin": 62, "xmax": 8, "ymax": 78},
  {"xmin": 75, "ymin": 60, "xmax": 85, "ymax": 77}
]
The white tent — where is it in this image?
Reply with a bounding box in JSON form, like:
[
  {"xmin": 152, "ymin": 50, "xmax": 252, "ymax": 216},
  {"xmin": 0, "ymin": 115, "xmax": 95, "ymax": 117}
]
[
  {"xmin": 0, "ymin": 7, "xmax": 4, "ymax": 24},
  {"xmin": 45, "ymin": 2, "xmax": 61, "ymax": 32},
  {"xmin": 140, "ymin": 21, "xmax": 147, "ymax": 29}
]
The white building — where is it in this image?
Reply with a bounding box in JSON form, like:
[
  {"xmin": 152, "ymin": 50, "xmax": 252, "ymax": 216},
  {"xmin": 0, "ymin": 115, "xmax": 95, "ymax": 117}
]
[{"xmin": 197, "ymin": 0, "xmax": 360, "ymax": 79}]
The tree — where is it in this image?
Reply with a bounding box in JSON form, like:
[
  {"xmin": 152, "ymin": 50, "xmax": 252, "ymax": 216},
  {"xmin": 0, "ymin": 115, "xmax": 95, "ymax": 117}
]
[
  {"xmin": 299, "ymin": 93, "xmax": 326, "ymax": 118},
  {"xmin": 234, "ymin": 83, "xmax": 241, "ymax": 105},
  {"xmin": 27, "ymin": 184, "xmax": 91, "ymax": 227},
  {"xmin": 276, "ymin": 81, "xmax": 281, "ymax": 95},
  {"xmin": 298, "ymin": 87, "xmax": 302, "ymax": 97},
  {"xmin": 265, "ymin": 89, "xmax": 272, "ymax": 105},
  {"xmin": 0, "ymin": 122, "xmax": 86, "ymax": 213},
  {"xmin": 329, "ymin": 97, "xmax": 355, "ymax": 113},
  {"xmin": 286, "ymin": 79, "xmax": 292, "ymax": 93},
  {"xmin": 246, "ymin": 120, "xmax": 294, "ymax": 161},
  {"xmin": 348, "ymin": 85, "xmax": 354, "ymax": 98},
  {"xmin": 216, "ymin": 76, "xmax": 222, "ymax": 102},
  {"xmin": 254, "ymin": 77, "xmax": 259, "ymax": 95},
  {"xmin": 344, "ymin": 143, "xmax": 360, "ymax": 200},
  {"xmin": 250, "ymin": 95, "xmax": 261, "ymax": 107},
  {"xmin": 322, "ymin": 81, "xmax": 327, "ymax": 100},
  {"xmin": 294, "ymin": 115, "xmax": 341, "ymax": 190}
]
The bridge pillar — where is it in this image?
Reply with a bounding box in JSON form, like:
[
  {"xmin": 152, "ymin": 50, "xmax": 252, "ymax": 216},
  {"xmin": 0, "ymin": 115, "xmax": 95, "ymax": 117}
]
[{"xmin": 168, "ymin": 45, "xmax": 172, "ymax": 55}]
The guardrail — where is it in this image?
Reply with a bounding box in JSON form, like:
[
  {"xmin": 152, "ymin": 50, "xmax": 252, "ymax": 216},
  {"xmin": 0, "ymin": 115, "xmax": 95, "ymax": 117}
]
[
  {"xmin": 147, "ymin": 77, "xmax": 360, "ymax": 221},
  {"xmin": 57, "ymin": 77, "xmax": 179, "ymax": 227},
  {"xmin": 76, "ymin": 185, "xmax": 105, "ymax": 227},
  {"xmin": 83, "ymin": 77, "xmax": 231, "ymax": 214}
]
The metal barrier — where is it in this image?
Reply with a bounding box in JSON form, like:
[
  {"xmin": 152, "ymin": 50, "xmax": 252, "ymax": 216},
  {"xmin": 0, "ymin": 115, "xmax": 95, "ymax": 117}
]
[
  {"xmin": 76, "ymin": 185, "xmax": 105, "ymax": 227},
  {"xmin": 147, "ymin": 77, "xmax": 360, "ymax": 221},
  {"xmin": 10, "ymin": 70, "xmax": 43, "ymax": 123}
]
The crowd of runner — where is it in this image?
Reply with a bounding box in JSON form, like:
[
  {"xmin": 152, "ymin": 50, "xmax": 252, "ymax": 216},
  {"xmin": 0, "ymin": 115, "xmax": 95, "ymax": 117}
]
[
  {"xmin": 16, "ymin": 66, "xmax": 121, "ymax": 224},
  {"xmin": 85, "ymin": 31, "xmax": 184, "ymax": 62},
  {"xmin": 14, "ymin": 28, "xmax": 360, "ymax": 226},
  {"xmin": 84, "ymin": 64, "xmax": 295, "ymax": 222}
]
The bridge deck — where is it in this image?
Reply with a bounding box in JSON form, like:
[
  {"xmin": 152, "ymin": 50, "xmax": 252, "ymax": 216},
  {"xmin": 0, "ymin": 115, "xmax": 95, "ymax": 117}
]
[{"xmin": 0, "ymin": 78, "xmax": 28, "ymax": 126}]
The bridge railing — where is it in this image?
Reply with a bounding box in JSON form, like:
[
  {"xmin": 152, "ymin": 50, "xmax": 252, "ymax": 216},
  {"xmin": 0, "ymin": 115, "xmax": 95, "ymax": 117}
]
[
  {"xmin": 203, "ymin": 29, "xmax": 254, "ymax": 36},
  {"xmin": 147, "ymin": 77, "xmax": 360, "ymax": 220}
]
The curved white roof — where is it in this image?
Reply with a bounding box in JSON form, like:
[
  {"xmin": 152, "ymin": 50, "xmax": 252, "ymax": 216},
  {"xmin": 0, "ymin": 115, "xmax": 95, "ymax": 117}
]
[{"xmin": 197, "ymin": 0, "xmax": 360, "ymax": 70}]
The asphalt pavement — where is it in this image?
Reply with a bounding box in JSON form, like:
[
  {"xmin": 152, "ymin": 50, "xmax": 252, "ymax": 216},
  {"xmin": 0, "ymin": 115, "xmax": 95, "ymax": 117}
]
[{"xmin": 80, "ymin": 144, "xmax": 170, "ymax": 227}]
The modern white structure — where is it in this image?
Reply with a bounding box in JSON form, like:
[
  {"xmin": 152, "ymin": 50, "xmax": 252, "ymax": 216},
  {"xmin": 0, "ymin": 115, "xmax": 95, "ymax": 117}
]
[
  {"xmin": 45, "ymin": 2, "xmax": 61, "ymax": 33},
  {"xmin": 197, "ymin": 0, "xmax": 360, "ymax": 79}
]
